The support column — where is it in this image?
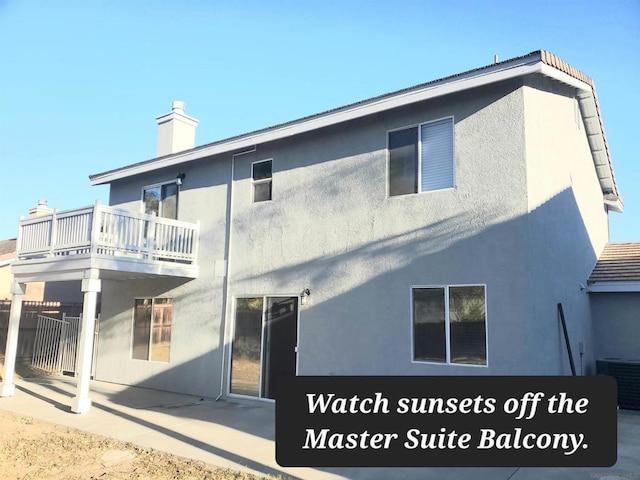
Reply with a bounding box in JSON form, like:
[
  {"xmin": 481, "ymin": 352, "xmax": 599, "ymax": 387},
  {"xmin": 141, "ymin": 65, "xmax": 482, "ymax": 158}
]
[
  {"xmin": 1, "ymin": 282, "xmax": 26, "ymax": 397},
  {"xmin": 71, "ymin": 270, "xmax": 101, "ymax": 414}
]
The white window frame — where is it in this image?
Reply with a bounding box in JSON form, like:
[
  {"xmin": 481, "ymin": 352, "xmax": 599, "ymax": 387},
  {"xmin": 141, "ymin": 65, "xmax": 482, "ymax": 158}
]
[
  {"xmin": 410, "ymin": 284, "xmax": 488, "ymax": 367},
  {"xmin": 387, "ymin": 116, "xmax": 455, "ymax": 197},
  {"xmin": 251, "ymin": 159, "xmax": 273, "ymax": 203},
  {"xmin": 140, "ymin": 179, "xmax": 180, "ymax": 218}
]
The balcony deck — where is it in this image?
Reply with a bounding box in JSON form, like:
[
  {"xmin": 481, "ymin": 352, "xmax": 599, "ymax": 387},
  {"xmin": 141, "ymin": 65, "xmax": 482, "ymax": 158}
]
[{"xmin": 12, "ymin": 201, "xmax": 200, "ymax": 282}]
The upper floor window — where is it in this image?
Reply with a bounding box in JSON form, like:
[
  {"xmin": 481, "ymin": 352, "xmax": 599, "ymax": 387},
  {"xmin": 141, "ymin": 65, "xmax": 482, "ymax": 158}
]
[
  {"xmin": 252, "ymin": 159, "xmax": 272, "ymax": 202},
  {"xmin": 143, "ymin": 182, "xmax": 178, "ymax": 219},
  {"xmin": 388, "ymin": 117, "xmax": 454, "ymax": 196},
  {"xmin": 412, "ymin": 285, "xmax": 487, "ymax": 366}
]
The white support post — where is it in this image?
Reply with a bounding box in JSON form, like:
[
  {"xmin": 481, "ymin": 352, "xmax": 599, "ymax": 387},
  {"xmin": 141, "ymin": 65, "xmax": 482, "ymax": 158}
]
[
  {"xmin": 16, "ymin": 215, "xmax": 24, "ymax": 260},
  {"xmin": 71, "ymin": 269, "xmax": 101, "ymax": 414},
  {"xmin": 49, "ymin": 209, "xmax": 58, "ymax": 257},
  {"xmin": 90, "ymin": 200, "xmax": 101, "ymax": 255},
  {"xmin": 1, "ymin": 282, "xmax": 26, "ymax": 397},
  {"xmin": 147, "ymin": 214, "xmax": 157, "ymax": 260}
]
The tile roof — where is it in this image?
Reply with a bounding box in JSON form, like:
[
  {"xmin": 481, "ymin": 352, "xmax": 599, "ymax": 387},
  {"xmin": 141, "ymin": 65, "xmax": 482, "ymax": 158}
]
[
  {"xmin": 589, "ymin": 243, "xmax": 640, "ymax": 283},
  {"xmin": 539, "ymin": 50, "xmax": 593, "ymax": 87},
  {"xmin": 538, "ymin": 51, "xmax": 618, "ymax": 199},
  {"xmin": 0, "ymin": 238, "xmax": 17, "ymax": 257}
]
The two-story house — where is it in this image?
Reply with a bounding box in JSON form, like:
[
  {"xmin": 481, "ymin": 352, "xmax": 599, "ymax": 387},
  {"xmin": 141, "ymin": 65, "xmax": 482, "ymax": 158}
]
[{"xmin": 1, "ymin": 51, "xmax": 624, "ymax": 413}]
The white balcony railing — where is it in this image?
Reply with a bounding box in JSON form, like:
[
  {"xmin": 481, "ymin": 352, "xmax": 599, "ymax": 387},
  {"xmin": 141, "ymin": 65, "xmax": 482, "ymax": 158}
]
[{"xmin": 17, "ymin": 201, "xmax": 199, "ymax": 265}]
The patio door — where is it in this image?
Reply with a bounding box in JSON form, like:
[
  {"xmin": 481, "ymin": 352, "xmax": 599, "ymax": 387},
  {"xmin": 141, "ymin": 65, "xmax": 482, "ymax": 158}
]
[{"xmin": 230, "ymin": 296, "xmax": 298, "ymax": 399}]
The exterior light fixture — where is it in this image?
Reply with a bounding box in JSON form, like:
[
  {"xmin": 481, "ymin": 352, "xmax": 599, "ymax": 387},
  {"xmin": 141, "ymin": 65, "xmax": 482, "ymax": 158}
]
[
  {"xmin": 301, "ymin": 288, "xmax": 311, "ymax": 305},
  {"xmin": 176, "ymin": 173, "xmax": 186, "ymax": 186}
]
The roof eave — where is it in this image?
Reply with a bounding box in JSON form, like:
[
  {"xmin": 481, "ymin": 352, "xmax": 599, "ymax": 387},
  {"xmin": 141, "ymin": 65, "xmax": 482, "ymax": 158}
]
[
  {"xmin": 89, "ymin": 51, "xmax": 622, "ymax": 209},
  {"xmin": 604, "ymin": 197, "xmax": 624, "ymax": 213},
  {"xmin": 587, "ymin": 281, "xmax": 640, "ymax": 293},
  {"xmin": 89, "ymin": 55, "xmax": 545, "ymax": 186},
  {"xmin": 536, "ymin": 63, "xmax": 622, "ymax": 210},
  {"xmin": 0, "ymin": 257, "xmax": 16, "ymax": 268}
]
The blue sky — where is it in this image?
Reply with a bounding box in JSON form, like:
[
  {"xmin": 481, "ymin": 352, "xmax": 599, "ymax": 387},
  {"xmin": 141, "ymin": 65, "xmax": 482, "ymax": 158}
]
[{"xmin": 1, "ymin": 1, "xmax": 638, "ymax": 241}]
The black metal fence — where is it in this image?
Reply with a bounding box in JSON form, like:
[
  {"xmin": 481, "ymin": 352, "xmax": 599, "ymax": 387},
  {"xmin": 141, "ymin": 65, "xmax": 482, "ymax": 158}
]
[{"xmin": 0, "ymin": 300, "xmax": 84, "ymax": 359}]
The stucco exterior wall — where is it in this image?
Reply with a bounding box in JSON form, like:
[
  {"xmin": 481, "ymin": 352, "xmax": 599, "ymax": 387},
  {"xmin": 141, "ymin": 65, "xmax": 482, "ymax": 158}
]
[
  {"xmin": 226, "ymin": 80, "xmax": 531, "ymax": 379},
  {"xmin": 96, "ymin": 157, "xmax": 231, "ymax": 397},
  {"xmin": 42, "ymin": 281, "xmax": 83, "ymax": 303},
  {"xmin": 591, "ymin": 293, "xmax": 640, "ymax": 360},
  {"xmin": 0, "ymin": 265, "xmax": 15, "ymax": 301},
  {"xmin": 95, "ymin": 73, "xmax": 612, "ymax": 397},
  {"xmin": 0, "ymin": 266, "xmax": 44, "ymax": 301},
  {"xmin": 522, "ymin": 75, "xmax": 609, "ymax": 375}
]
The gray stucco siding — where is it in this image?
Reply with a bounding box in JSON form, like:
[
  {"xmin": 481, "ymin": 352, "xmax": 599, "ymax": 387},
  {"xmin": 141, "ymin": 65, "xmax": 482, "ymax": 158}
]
[
  {"xmin": 591, "ymin": 293, "xmax": 640, "ymax": 361},
  {"xmin": 95, "ymin": 74, "xmax": 612, "ymax": 397},
  {"xmin": 98, "ymin": 156, "xmax": 231, "ymax": 397},
  {"xmin": 522, "ymin": 75, "xmax": 609, "ymax": 375},
  {"xmin": 226, "ymin": 80, "xmax": 531, "ymax": 377}
]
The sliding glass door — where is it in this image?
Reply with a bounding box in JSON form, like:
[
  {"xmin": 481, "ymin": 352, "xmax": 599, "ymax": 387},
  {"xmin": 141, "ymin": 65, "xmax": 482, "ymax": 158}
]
[{"xmin": 230, "ymin": 296, "xmax": 298, "ymax": 399}]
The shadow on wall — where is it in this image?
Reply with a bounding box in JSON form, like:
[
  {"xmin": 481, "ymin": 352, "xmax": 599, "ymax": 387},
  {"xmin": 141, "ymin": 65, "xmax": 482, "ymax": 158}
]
[
  {"xmin": 101, "ymin": 184, "xmax": 600, "ymax": 403},
  {"xmin": 9, "ymin": 186, "xmax": 595, "ymax": 479},
  {"xmin": 231, "ymin": 186, "xmax": 599, "ymax": 376},
  {"xmin": 43, "ymin": 281, "xmax": 84, "ymax": 303},
  {"xmin": 94, "ymin": 274, "xmax": 222, "ymax": 397},
  {"xmin": 108, "ymin": 79, "xmax": 522, "ymax": 207},
  {"xmin": 590, "ymin": 292, "xmax": 640, "ymax": 360}
]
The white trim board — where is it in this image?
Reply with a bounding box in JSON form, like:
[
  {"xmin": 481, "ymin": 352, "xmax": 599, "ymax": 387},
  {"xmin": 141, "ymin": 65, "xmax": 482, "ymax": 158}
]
[
  {"xmin": 588, "ymin": 282, "xmax": 640, "ymax": 293},
  {"xmin": 88, "ymin": 54, "xmax": 620, "ymax": 210}
]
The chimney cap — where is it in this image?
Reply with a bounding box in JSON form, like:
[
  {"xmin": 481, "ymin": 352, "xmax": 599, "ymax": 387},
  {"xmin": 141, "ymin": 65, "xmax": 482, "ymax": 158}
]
[
  {"xmin": 29, "ymin": 199, "xmax": 53, "ymax": 218},
  {"xmin": 172, "ymin": 100, "xmax": 186, "ymax": 113}
]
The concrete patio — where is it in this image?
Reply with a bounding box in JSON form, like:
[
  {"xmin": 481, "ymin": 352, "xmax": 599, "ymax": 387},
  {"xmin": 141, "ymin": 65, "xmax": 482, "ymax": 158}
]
[{"xmin": 0, "ymin": 376, "xmax": 638, "ymax": 480}]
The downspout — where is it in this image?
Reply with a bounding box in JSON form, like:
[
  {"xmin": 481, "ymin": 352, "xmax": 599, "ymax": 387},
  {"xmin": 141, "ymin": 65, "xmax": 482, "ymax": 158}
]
[{"xmin": 216, "ymin": 146, "xmax": 256, "ymax": 401}]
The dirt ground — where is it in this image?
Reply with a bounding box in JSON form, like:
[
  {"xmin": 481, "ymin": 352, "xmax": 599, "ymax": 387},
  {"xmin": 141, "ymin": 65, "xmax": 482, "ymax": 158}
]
[{"xmin": 0, "ymin": 361, "xmax": 276, "ymax": 480}]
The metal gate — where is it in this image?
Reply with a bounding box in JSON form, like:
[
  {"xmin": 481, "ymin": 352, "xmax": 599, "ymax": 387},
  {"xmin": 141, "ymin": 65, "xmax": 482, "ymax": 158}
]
[{"xmin": 31, "ymin": 313, "xmax": 99, "ymax": 376}]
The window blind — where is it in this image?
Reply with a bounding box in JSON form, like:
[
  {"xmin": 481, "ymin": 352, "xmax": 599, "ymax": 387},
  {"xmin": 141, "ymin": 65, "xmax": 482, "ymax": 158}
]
[{"xmin": 421, "ymin": 118, "xmax": 454, "ymax": 191}]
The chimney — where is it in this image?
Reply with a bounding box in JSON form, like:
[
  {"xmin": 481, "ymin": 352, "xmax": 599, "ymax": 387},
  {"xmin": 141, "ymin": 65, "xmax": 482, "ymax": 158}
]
[
  {"xmin": 29, "ymin": 199, "xmax": 54, "ymax": 218},
  {"xmin": 155, "ymin": 100, "xmax": 199, "ymax": 157}
]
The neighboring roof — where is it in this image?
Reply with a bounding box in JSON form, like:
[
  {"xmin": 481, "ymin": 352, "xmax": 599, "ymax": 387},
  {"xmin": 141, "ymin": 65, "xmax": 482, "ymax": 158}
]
[
  {"xmin": 588, "ymin": 243, "xmax": 640, "ymax": 292},
  {"xmin": 0, "ymin": 238, "xmax": 17, "ymax": 258},
  {"xmin": 89, "ymin": 50, "xmax": 622, "ymax": 211}
]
